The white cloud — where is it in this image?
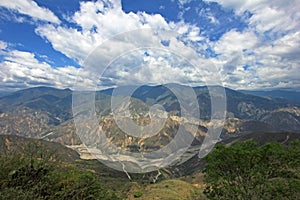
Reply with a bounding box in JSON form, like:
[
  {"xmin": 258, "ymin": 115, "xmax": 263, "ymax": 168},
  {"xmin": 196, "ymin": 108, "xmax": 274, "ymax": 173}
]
[
  {"xmin": 2, "ymin": 0, "xmax": 298, "ymax": 91},
  {"xmin": 36, "ymin": 25, "xmax": 96, "ymax": 62},
  {"xmin": 204, "ymin": 0, "xmax": 300, "ymax": 37},
  {"xmin": 210, "ymin": 29, "xmax": 300, "ymax": 90},
  {"xmin": 186, "ymin": 26, "xmax": 203, "ymax": 41},
  {"xmin": 257, "ymin": 31, "xmax": 300, "ymax": 61},
  {"xmin": 248, "ymin": 6, "xmax": 298, "ymax": 35},
  {"xmin": 0, "ymin": 40, "xmax": 7, "ymax": 50},
  {"xmin": 35, "ymin": 1, "xmax": 172, "ymax": 63},
  {"xmin": 208, "ymin": 30, "xmax": 258, "ymax": 83},
  {"xmin": 0, "ymin": 10, "xmax": 29, "ymax": 24},
  {"xmin": 201, "ymin": 0, "xmax": 300, "ymax": 90},
  {"xmin": 207, "ymin": 14, "xmax": 219, "ymax": 24},
  {"xmin": 178, "ymin": 0, "xmax": 194, "ymax": 6},
  {"xmin": 204, "ymin": 0, "xmax": 299, "ymax": 15},
  {"xmin": 0, "ymin": 49, "xmax": 92, "ymax": 91},
  {"xmin": 101, "ymin": 48, "xmax": 205, "ymax": 86},
  {"xmin": 213, "ymin": 30, "xmax": 258, "ymax": 56},
  {"xmin": 0, "ymin": 0, "xmax": 60, "ymax": 24},
  {"xmin": 205, "ymin": 27, "xmax": 300, "ymax": 90},
  {"xmin": 34, "ymin": 0, "xmax": 208, "ymax": 82},
  {"xmin": 34, "ymin": 0, "xmax": 300, "ymax": 91},
  {"xmin": 1, "ymin": 1, "xmax": 209, "ymax": 91}
]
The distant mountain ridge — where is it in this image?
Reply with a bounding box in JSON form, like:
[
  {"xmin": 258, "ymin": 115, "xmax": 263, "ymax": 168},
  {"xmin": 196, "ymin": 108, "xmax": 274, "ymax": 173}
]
[
  {"xmin": 100, "ymin": 85, "xmax": 299, "ymax": 119},
  {"xmin": 239, "ymin": 89, "xmax": 300, "ymax": 104},
  {"xmin": 0, "ymin": 91, "xmax": 12, "ymax": 98},
  {"xmin": 0, "ymin": 87, "xmax": 73, "ymax": 123},
  {"xmin": 0, "ymin": 85, "xmax": 299, "ymax": 152}
]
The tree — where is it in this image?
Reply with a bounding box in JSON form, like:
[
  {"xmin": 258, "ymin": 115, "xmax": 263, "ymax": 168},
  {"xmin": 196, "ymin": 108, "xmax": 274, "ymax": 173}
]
[{"xmin": 203, "ymin": 140, "xmax": 300, "ymax": 199}]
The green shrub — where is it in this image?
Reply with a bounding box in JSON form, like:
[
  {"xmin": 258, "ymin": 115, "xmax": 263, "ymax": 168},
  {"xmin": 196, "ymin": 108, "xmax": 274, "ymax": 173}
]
[
  {"xmin": 0, "ymin": 143, "xmax": 121, "ymax": 200},
  {"xmin": 204, "ymin": 140, "xmax": 300, "ymax": 199},
  {"xmin": 133, "ymin": 190, "xmax": 143, "ymax": 198}
]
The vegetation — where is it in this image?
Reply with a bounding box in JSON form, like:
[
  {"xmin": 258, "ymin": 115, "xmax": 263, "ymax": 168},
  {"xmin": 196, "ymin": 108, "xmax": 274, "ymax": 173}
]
[
  {"xmin": 1, "ymin": 135, "xmax": 300, "ymax": 199},
  {"xmin": 133, "ymin": 190, "xmax": 143, "ymax": 198},
  {"xmin": 128, "ymin": 179, "xmax": 203, "ymax": 200},
  {"xmin": 203, "ymin": 140, "xmax": 300, "ymax": 199},
  {"xmin": 0, "ymin": 144, "xmax": 203, "ymax": 200},
  {"xmin": 0, "ymin": 135, "xmax": 206, "ymax": 199},
  {"xmin": 0, "ymin": 142, "xmax": 120, "ymax": 200}
]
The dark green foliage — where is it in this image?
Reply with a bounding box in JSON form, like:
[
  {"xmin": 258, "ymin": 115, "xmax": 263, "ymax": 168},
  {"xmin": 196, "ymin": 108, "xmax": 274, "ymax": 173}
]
[
  {"xmin": 0, "ymin": 142, "xmax": 120, "ymax": 200},
  {"xmin": 204, "ymin": 140, "xmax": 300, "ymax": 199}
]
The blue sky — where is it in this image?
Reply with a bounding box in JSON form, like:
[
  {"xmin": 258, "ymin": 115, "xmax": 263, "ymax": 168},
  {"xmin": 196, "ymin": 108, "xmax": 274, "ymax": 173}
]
[{"xmin": 0, "ymin": 0, "xmax": 299, "ymax": 91}]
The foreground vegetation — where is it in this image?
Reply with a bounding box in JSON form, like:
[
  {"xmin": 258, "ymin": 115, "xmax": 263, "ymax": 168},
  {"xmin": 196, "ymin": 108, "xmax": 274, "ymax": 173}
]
[
  {"xmin": 204, "ymin": 140, "xmax": 300, "ymax": 199},
  {"xmin": 0, "ymin": 135, "xmax": 299, "ymax": 199},
  {"xmin": 0, "ymin": 138, "xmax": 203, "ymax": 200},
  {"xmin": 0, "ymin": 142, "xmax": 121, "ymax": 200}
]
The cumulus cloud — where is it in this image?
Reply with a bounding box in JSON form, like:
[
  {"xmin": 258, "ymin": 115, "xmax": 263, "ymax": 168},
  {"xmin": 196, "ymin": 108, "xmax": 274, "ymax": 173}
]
[
  {"xmin": 213, "ymin": 30, "xmax": 258, "ymax": 56},
  {"xmin": 1, "ymin": 0, "xmax": 299, "ymax": 91},
  {"xmin": 258, "ymin": 31, "xmax": 300, "ymax": 61},
  {"xmin": 0, "ymin": 40, "xmax": 7, "ymax": 50},
  {"xmin": 204, "ymin": 0, "xmax": 300, "ymax": 37},
  {"xmin": 201, "ymin": 0, "xmax": 300, "ymax": 90},
  {"xmin": 34, "ymin": 0, "xmax": 218, "ymax": 90},
  {"xmin": 35, "ymin": 0, "xmax": 208, "ymax": 62},
  {"xmin": 0, "ymin": 49, "xmax": 91, "ymax": 91},
  {"xmin": 2, "ymin": 9, "xmax": 211, "ymax": 91},
  {"xmin": 0, "ymin": 0, "xmax": 60, "ymax": 24},
  {"xmin": 35, "ymin": 1, "xmax": 172, "ymax": 63},
  {"xmin": 209, "ymin": 27, "xmax": 300, "ymax": 90},
  {"xmin": 99, "ymin": 48, "xmax": 205, "ymax": 87}
]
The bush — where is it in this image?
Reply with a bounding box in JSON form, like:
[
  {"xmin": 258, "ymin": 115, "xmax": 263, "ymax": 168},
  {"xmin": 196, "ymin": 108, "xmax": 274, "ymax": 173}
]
[
  {"xmin": 0, "ymin": 143, "xmax": 121, "ymax": 200},
  {"xmin": 203, "ymin": 140, "xmax": 300, "ymax": 199},
  {"xmin": 133, "ymin": 190, "xmax": 143, "ymax": 198}
]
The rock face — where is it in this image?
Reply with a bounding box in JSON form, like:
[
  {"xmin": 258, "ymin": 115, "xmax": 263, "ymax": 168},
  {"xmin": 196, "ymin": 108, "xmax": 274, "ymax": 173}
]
[
  {"xmin": 237, "ymin": 102, "xmax": 265, "ymax": 119},
  {"xmin": 0, "ymin": 85, "xmax": 299, "ymax": 153},
  {"xmin": 0, "ymin": 107, "xmax": 51, "ymax": 138},
  {"xmin": 259, "ymin": 107, "xmax": 300, "ymax": 131}
]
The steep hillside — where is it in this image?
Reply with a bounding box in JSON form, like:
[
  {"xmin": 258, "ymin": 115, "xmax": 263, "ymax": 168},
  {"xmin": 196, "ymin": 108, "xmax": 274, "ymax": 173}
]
[
  {"xmin": 0, "ymin": 85, "xmax": 299, "ymax": 155},
  {"xmin": 0, "ymin": 134, "xmax": 80, "ymax": 162}
]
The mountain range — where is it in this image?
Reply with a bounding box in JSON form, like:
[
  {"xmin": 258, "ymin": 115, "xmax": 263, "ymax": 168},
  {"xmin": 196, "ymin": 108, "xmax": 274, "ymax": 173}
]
[
  {"xmin": 239, "ymin": 89, "xmax": 300, "ymax": 104},
  {"xmin": 0, "ymin": 85, "xmax": 299, "ymax": 164}
]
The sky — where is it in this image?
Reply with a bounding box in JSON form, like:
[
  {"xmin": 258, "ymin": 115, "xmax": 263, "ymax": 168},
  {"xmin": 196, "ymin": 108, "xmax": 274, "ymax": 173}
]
[{"xmin": 0, "ymin": 0, "xmax": 299, "ymax": 92}]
